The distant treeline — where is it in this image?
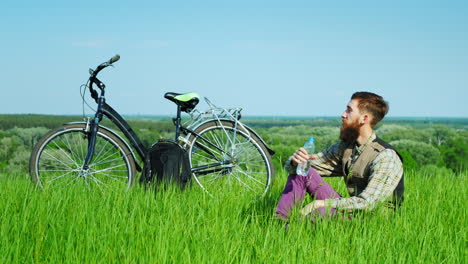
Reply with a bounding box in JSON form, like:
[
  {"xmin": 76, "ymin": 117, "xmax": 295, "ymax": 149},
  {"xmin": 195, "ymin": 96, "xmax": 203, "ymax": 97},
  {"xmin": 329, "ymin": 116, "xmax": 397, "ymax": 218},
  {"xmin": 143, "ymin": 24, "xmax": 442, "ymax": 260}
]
[
  {"xmin": 2, "ymin": 114, "xmax": 467, "ymax": 130},
  {"xmin": 1, "ymin": 114, "xmax": 467, "ymax": 175},
  {"xmin": 242, "ymin": 116, "xmax": 468, "ymax": 130},
  {"xmin": 0, "ymin": 114, "xmax": 173, "ymax": 132}
]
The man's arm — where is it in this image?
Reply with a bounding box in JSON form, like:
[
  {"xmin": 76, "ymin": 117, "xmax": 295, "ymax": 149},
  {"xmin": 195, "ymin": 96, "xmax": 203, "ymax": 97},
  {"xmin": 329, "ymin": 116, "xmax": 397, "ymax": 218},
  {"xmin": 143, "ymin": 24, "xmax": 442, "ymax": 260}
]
[
  {"xmin": 284, "ymin": 142, "xmax": 345, "ymax": 176},
  {"xmin": 301, "ymin": 149, "xmax": 403, "ymax": 213},
  {"xmin": 325, "ymin": 149, "xmax": 403, "ymax": 210}
]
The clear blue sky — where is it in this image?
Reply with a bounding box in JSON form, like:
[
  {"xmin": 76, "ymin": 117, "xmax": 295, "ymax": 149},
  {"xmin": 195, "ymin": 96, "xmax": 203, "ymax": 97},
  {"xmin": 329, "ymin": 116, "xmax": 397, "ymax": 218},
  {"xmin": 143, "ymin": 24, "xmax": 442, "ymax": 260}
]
[{"xmin": 1, "ymin": 0, "xmax": 467, "ymax": 117}]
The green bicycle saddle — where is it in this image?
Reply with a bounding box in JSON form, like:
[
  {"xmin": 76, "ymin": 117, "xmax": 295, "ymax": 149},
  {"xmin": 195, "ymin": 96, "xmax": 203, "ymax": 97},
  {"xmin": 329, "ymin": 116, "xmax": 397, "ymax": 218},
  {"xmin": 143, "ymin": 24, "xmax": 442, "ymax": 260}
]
[{"xmin": 164, "ymin": 92, "xmax": 200, "ymax": 113}]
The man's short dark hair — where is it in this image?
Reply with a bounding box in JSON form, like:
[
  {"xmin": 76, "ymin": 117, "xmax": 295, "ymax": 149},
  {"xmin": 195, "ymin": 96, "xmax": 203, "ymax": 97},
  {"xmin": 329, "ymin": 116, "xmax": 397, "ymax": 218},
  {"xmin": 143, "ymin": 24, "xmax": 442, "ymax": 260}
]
[{"xmin": 351, "ymin": 92, "xmax": 389, "ymax": 127}]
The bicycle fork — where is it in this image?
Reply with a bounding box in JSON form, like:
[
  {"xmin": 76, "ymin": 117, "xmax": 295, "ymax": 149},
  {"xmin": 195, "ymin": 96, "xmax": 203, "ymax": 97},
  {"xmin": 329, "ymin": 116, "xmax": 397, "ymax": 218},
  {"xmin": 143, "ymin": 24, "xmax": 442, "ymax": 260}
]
[
  {"xmin": 82, "ymin": 97, "xmax": 105, "ymax": 171},
  {"xmin": 82, "ymin": 119, "xmax": 98, "ymax": 171}
]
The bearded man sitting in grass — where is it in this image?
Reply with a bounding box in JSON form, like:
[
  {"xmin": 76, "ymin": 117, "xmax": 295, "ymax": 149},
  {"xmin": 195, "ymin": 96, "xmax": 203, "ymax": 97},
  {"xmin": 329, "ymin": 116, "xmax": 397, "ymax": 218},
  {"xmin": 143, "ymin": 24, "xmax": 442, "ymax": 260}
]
[{"xmin": 276, "ymin": 92, "xmax": 404, "ymax": 220}]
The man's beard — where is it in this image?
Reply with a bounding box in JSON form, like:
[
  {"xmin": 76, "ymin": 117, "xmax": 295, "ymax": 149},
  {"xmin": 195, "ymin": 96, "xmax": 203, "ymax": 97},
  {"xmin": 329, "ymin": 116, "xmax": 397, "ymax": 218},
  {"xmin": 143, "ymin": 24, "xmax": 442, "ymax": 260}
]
[{"xmin": 340, "ymin": 119, "xmax": 361, "ymax": 143}]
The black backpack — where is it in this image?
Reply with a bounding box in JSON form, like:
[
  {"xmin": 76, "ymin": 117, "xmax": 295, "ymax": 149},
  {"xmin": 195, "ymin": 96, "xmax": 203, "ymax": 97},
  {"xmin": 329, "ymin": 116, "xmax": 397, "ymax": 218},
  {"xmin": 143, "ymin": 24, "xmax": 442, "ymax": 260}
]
[{"xmin": 140, "ymin": 139, "xmax": 191, "ymax": 190}]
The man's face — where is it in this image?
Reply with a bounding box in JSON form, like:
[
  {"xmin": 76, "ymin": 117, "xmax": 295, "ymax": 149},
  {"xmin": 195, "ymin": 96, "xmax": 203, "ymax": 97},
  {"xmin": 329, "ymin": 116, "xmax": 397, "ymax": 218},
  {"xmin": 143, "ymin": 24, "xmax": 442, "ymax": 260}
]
[
  {"xmin": 340, "ymin": 100, "xmax": 362, "ymax": 143},
  {"xmin": 341, "ymin": 99, "xmax": 361, "ymax": 124}
]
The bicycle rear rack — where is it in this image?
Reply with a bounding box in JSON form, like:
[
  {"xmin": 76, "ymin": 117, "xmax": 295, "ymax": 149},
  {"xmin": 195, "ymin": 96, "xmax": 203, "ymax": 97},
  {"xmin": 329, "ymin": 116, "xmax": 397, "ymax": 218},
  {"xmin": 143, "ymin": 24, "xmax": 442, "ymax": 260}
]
[
  {"xmin": 185, "ymin": 97, "xmax": 243, "ymax": 129},
  {"xmin": 179, "ymin": 96, "xmax": 275, "ymax": 155}
]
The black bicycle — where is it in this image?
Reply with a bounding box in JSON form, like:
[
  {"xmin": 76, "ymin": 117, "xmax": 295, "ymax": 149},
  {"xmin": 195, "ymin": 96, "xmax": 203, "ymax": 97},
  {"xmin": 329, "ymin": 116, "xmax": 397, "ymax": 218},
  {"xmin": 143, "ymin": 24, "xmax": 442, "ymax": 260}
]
[{"xmin": 29, "ymin": 55, "xmax": 275, "ymax": 197}]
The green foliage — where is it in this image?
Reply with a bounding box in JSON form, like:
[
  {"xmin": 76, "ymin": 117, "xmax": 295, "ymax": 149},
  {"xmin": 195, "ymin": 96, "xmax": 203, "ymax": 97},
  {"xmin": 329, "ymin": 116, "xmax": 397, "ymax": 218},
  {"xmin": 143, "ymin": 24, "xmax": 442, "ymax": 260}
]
[
  {"xmin": 378, "ymin": 117, "xmax": 468, "ymax": 130},
  {"xmin": 5, "ymin": 147, "xmax": 30, "ymax": 175},
  {"xmin": 427, "ymin": 125, "xmax": 456, "ymax": 146},
  {"xmin": 398, "ymin": 150, "xmax": 418, "ymax": 171},
  {"xmin": 134, "ymin": 128, "xmax": 162, "ymax": 148},
  {"xmin": 0, "ymin": 117, "xmax": 174, "ymax": 173},
  {"xmin": 437, "ymin": 132, "xmax": 468, "ymax": 171},
  {"xmin": 0, "ymin": 137, "xmax": 17, "ymax": 171},
  {"xmin": 0, "ymin": 127, "xmax": 50, "ymax": 174},
  {"xmin": 390, "ymin": 140, "xmax": 443, "ymax": 167},
  {"xmin": 9, "ymin": 127, "xmax": 50, "ymax": 146},
  {"xmin": 0, "ymin": 114, "xmax": 83, "ymax": 130},
  {"xmin": 243, "ymin": 117, "xmax": 341, "ymax": 129},
  {"xmin": 376, "ymin": 124, "xmax": 431, "ymax": 144},
  {"xmin": 0, "ymin": 114, "xmax": 174, "ymax": 138},
  {"xmin": 1, "ymin": 114, "xmax": 467, "ymax": 175}
]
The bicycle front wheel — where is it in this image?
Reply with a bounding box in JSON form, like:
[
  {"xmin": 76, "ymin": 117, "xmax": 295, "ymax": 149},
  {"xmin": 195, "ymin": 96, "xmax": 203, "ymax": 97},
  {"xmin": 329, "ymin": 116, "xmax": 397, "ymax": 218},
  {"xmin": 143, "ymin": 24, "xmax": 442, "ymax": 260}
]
[
  {"xmin": 29, "ymin": 123, "xmax": 136, "ymax": 190},
  {"xmin": 187, "ymin": 120, "xmax": 274, "ymax": 197}
]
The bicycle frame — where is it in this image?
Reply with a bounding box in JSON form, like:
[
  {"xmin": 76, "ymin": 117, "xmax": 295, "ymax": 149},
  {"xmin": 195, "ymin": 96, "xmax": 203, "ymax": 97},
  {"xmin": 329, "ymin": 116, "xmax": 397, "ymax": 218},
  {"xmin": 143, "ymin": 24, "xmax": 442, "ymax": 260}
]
[{"xmin": 83, "ymin": 100, "xmax": 235, "ymax": 175}]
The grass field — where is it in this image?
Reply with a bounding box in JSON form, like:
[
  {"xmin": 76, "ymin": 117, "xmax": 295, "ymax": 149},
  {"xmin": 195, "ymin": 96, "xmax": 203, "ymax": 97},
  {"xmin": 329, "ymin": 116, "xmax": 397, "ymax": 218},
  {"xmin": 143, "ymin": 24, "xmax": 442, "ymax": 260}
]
[{"xmin": 1, "ymin": 168, "xmax": 466, "ymax": 263}]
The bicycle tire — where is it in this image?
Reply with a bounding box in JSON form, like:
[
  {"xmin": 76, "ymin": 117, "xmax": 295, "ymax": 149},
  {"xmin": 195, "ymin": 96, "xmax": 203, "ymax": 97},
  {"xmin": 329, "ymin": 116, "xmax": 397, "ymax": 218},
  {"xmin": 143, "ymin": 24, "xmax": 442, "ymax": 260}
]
[
  {"xmin": 187, "ymin": 120, "xmax": 274, "ymax": 197},
  {"xmin": 29, "ymin": 123, "xmax": 137, "ymax": 190}
]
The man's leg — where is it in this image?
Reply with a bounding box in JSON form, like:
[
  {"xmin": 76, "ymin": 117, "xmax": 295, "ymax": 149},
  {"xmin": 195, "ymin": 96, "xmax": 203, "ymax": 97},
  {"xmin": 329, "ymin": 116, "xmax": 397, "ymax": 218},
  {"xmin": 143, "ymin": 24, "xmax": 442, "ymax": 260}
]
[
  {"xmin": 305, "ymin": 168, "xmax": 341, "ymax": 217},
  {"xmin": 275, "ymin": 168, "xmax": 341, "ymax": 219}
]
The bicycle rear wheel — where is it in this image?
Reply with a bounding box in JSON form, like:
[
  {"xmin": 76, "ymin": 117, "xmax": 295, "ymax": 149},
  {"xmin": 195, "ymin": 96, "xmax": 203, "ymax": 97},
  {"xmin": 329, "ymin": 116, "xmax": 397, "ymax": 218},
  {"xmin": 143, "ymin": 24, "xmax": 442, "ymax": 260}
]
[
  {"xmin": 187, "ymin": 120, "xmax": 274, "ymax": 197},
  {"xmin": 29, "ymin": 123, "xmax": 136, "ymax": 190}
]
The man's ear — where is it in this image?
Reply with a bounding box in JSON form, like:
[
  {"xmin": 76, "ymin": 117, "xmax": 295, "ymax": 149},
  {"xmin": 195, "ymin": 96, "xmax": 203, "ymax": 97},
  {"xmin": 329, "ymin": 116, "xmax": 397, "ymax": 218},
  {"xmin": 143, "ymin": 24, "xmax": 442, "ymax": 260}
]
[{"xmin": 361, "ymin": 113, "xmax": 371, "ymax": 125}]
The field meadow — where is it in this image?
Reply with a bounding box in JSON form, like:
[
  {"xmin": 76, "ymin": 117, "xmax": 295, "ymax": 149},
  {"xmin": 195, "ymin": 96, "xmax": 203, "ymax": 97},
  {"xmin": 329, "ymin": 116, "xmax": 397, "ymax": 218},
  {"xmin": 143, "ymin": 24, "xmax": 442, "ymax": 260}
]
[
  {"xmin": 1, "ymin": 167, "xmax": 465, "ymax": 263},
  {"xmin": 1, "ymin": 115, "xmax": 467, "ymax": 263}
]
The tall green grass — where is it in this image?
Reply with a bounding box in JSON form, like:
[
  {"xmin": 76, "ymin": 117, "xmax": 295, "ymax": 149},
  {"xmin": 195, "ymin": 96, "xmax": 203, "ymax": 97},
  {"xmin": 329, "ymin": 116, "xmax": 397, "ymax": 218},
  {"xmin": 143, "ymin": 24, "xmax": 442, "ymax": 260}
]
[{"xmin": 1, "ymin": 169, "xmax": 466, "ymax": 263}]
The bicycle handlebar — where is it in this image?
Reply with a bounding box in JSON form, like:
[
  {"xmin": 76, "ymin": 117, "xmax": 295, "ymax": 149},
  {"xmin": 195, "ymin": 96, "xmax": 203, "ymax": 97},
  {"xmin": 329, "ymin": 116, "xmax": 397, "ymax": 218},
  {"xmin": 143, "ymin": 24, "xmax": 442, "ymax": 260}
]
[
  {"xmin": 92, "ymin": 54, "xmax": 120, "ymax": 76},
  {"xmin": 88, "ymin": 54, "xmax": 120, "ymax": 102},
  {"xmin": 108, "ymin": 54, "xmax": 120, "ymax": 64}
]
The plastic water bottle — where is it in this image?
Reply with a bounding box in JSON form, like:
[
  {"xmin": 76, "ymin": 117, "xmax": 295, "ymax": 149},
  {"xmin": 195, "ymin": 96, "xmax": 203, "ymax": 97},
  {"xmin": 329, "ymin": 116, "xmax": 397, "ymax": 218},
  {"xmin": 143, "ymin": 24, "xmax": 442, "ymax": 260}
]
[{"xmin": 296, "ymin": 137, "xmax": 315, "ymax": 176}]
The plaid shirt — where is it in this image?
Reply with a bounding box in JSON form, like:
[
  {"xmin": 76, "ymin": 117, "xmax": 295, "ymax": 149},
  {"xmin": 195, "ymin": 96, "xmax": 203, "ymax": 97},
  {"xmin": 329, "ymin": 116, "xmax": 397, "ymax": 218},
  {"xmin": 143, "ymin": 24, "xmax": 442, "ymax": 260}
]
[{"xmin": 285, "ymin": 133, "xmax": 404, "ymax": 210}]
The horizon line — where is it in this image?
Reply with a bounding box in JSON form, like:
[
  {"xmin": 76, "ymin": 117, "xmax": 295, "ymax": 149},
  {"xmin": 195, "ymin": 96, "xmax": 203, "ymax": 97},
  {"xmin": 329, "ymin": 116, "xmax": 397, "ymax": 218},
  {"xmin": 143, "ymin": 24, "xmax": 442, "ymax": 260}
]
[{"xmin": 1, "ymin": 113, "xmax": 468, "ymax": 120}]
